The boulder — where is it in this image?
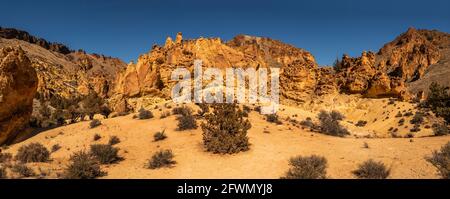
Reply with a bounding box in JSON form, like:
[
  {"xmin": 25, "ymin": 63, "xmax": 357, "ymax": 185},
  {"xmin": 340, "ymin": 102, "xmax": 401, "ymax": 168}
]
[{"xmin": 0, "ymin": 46, "xmax": 38, "ymax": 145}]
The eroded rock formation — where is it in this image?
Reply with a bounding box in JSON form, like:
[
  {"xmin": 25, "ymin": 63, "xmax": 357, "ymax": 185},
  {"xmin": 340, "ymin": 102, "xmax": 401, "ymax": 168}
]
[{"xmin": 0, "ymin": 47, "xmax": 38, "ymax": 145}]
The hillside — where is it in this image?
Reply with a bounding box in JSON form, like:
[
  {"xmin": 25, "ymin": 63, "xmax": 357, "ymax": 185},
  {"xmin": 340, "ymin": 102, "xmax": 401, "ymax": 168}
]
[{"xmin": 1, "ymin": 27, "xmax": 450, "ymax": 179}]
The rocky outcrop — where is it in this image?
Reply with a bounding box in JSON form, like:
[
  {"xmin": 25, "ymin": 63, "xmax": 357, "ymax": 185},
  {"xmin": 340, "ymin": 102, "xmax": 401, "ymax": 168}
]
[
  {"xmin": 113, "ymin": 33, "xmax": 325, "ymax": 109},
  {"xmin": 0, "ymin": 46, "xmax": 38, "ymax": 145},
  {"xmin": 335, "ymin": 27, "xmax": 447, "ymax": 100},
  {"xmin": 0, "ymin": 27, "xmax": 72, "ymax": 54}
]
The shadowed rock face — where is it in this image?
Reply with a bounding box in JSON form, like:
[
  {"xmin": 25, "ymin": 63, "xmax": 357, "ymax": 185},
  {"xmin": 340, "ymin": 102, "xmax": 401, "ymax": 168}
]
[{"xmin": 0, "ymin": 46, "xmax": 38, "ymax": 145}]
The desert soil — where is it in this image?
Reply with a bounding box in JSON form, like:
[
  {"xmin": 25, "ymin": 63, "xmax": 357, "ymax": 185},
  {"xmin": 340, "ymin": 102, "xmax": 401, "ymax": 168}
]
[{"xmin": 2, "ymin": 99, "xmax": 449, "ymax": 179}]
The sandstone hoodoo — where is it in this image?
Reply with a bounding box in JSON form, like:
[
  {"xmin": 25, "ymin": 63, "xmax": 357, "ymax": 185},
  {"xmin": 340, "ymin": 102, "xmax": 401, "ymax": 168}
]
[{"xmin": 0, "ymin": 46, "xmax": 38, "ymax": 145}]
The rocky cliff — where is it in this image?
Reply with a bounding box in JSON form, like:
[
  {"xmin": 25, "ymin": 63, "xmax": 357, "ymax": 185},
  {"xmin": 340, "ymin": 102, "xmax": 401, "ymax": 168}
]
[
  {"xmin": 336, "ymin": 27, "xmax": 449, "ymax": 100},
  {"xmin": 113, "ymin": 33, "xmax": 325, "ymax": 109},
  {"xmin": 0, "ymin": 26, "xmax": 71, "ymax": 54},
  {"xmin": 113, "ymin": 28, "xmax": 450, "ymax": 110},
  {"xmin": 0, "ymin": 47, "xmax": 38, "ymax": 145}
]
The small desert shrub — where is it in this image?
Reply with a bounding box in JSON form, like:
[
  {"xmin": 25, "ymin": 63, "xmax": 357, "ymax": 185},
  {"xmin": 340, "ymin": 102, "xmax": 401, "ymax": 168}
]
[
  {"xmin": 243, "ymin": 105, "xmax": 251, "ymax": 113},
  {"xmin": 0, "ymin": 167, "xmax": 6, "ymax": 179},
  {"xmin": 154, "ymin": 130, "xmax": 167, "ymax": 142},
  {"xmin": 90, "ymin": 144, "xmax": 120, "ymax": 164},
  {"xmin": 266, "ymin": 114, "xmax": 282, "ymax": 125},
  {"xmin": 395, "ymin": 112, "xmax": 403, "ymax": 118},
  {"xmin": 89, "ymin": 119, "xmax": 101, "ymax": 129},
  {"xmin": 12, "ymin": 163, "xmax": 35, "ymax": 178},
  {"xmin": 398, "ymin": 118, "xmax": 405, "ymax": 126},
  {"xmin": 329, "ymin": 111, "xmax": 345, "ymax": 121},
  {"xmin": 160, "ymin": 111, "xmax": 171, "ymax": 119},
  {"xmin": 108, "ymin": 136, "xmax": 121, "ymax": 145},
  {"xmin": 147, "ymin": 149, "xmax": 176, "ymax": 169},
  {"xmin": 406, "ymin": 133, "xmax": 415, "ymax": 138},
  {"xmin": 137, "ymin": 108, "xmax": 154, "ymax": 119},
  {"xmin": 355, "ymin": 120, "xmax": 368, "ymax": 127},
  {"xmin": 254, "ymin": 106, "xmax": 261, "ymax": 113},
  {"xmin": 197, "ymin": 103, "xmax": 210, "ymax": 116},
  {"xmin": 388, "ymin": 99, "xmax": 396, "ymax": 105},
  {"xmin": 64, "ymin": 151, "xmax": 105, "ymax": 179},
  {"xmin": 404, "ymin": 111, "xmax": 414, "ymax": 117},
  {"xmin": 317, "ymin": 110, "xmax": 349, "ymax": 137},
  {"xmin": 410, "ymin": 112, "xmax": 425, "ymax": 125},
  {"xmin": 0, "ymin": 152, "xmax": 12, "ymax": 163},
  {"xmin": 93, "ymin": 134, "xmax": 102, "ymax": 141},
  {"xmin": 426, "ymin": 142, "xmax": 450, "ymax": 179},
  {"xmin": 172, "ymin": 106, "xmax": 192, "ymax": 116},
  {"xmin": 202, "ymin": 103, "xmax": 251, "ymax": 154},
  {"xmin": 352, "ymin": 159, "xmax": 390, "ymax": 179},
  {"xmin": 410, "ymin": 125, "xmax": 421, "ymax": 133},
  {"xmin": 282, "ymin": 155, "xmax": 328, "ymax": 179},
  {"xmin": 15, "ymin": 143, "xmax": 50, "ymax": 163},
  {"xmin": 51, "ymin": 144, "xmax": 61, "ymax": 153},
  {"xmin": 363, "ymin": 142, "xmax": 369, "ymax": 149},
  {"xmin": 424, "ymin": 82, "xmax": 450, "ymax": 123},
  {"xmin": 176, "ymin": 111, "xmax": 198, "ymax": 131},
  {"xmin": 300, "ymin": 118, "xmax": 315, "ymax": 128},
  {"xmin": 432, "ymin": 124, "xmax": 449, "ymax": 136}
]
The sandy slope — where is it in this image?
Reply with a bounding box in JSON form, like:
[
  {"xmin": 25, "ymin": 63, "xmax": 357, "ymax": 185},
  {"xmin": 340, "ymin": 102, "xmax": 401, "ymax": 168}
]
[{"xmin": 2, "ymin": 101, "xmax": 449, "ymax": 179}]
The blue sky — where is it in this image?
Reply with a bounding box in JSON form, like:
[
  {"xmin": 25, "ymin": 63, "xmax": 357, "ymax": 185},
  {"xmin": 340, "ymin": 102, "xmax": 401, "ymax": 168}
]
[{"xmin": 1, "ymin": 0, "xmax": 449, "ymax": 66}]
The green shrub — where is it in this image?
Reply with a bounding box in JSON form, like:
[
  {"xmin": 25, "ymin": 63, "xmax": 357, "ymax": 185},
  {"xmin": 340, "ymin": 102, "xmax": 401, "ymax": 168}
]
[
  {"xmin": 108, "ymin": 136, "xmax": 121, "ymax": 145},
  {"xmin": 202, "ymin": 103, "xmax": 251, "ymax": 154},
  {"xmin": 404, "ymin": 111, "xmax": 414, "ymax": 117},
  {"xmin": 282, "ymin": 155, "xmax": 328, "ymax": 179},
  {"xmin": 147, "ymin": 149, "xmax": 176, "ymax": 169},
  {"xmin": 363, "ymin": 142, "xmax": 369, "ymax": 149},
  {"xmin": 432, "ymin": 124, "xmax": 449, "ymax": 136},
  {"xmin": 137, "ymin": 107, "xmax": 154, "ymax": 119},
  {"xmin": 243, "ymin": 105, "xmax": 251, "ymax": 113},
  {"xmin": 352, "ymin": 159, "xmax": 390, "ymax": 179},
  {"xmin": 93, "ymin": 134, "xmax": 102, "ymax": 141},
  {"xmin": 64, "ymin": 151, "xmax": 105, "ymax": 179},
  {"xmin": 51, "ymin": 144, "xmax": 61, "ymax": 153},
  {"xmin": 172, "ymin": 106, "xmax": 192, "ymax": 115},
  {"xmin": 355, "ymin": 120, "xmax": 368, "ymax": 127},
  {"xmin": 410, "ymin": 125, "xmax": 421, "ymax": 133},
  {"xmin": 0, "ymin": 152, "xmax": 12, "ymax": 163},
  {"xmin": 398, "ymin": 118, "xmax": 405, "ymax": 126},
  {"xmin": 176, "ymin": 111, "xmax": 198, "ymax": 131},
  {"xmin": 90, "ymin": 144, "xmax": 120, "ymax": 164},
  {"xmin": 300, "ymin": 118, "xmax": 315, "ymax": 128},
  {"xmin": 424, "ymin": 82, "xmax": 450, "ymax": 123},
  {"xmin": 89, "ymin": 119, "xmax": 102, "ymax": 129},
  {"xmin": 317, "ymin": 110, "xmax": 349, "ymax": 137},
  {"xmin": 12, "ymin": 163, "xmax": 35, "ymax": 178},
  {"xmin": 15, "ymin": 143, "xmax": 50, "ymax": 163},
  {"xmin": 410, "ymin": 112, "xmax": 425, "ymax": 125},
  {"xmin": 266, "ymin": 114, "xmax": 282, "ymax": 125},
  {"xmin": 154, "ymin": 130, "xmax": 167, "ymax": 142},
  {"xmin": 426, "ymin": 142, "xmax": 450, "ymax": 179},
  {"xmin": 197, "ymin": 103, "xmax": 210, "ymax": 116}
]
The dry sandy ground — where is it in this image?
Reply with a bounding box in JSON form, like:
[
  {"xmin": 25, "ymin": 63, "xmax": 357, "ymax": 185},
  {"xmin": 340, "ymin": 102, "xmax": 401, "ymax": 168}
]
[{"xmin": 2, "ymin": 99, "xmax": 450, "ymax": 179}]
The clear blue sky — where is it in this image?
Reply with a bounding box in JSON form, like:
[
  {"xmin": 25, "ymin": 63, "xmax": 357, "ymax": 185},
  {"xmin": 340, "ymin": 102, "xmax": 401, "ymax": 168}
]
[{"xmin": 1, "ymin": 0, "xmax": 449, "ymax": 66}]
